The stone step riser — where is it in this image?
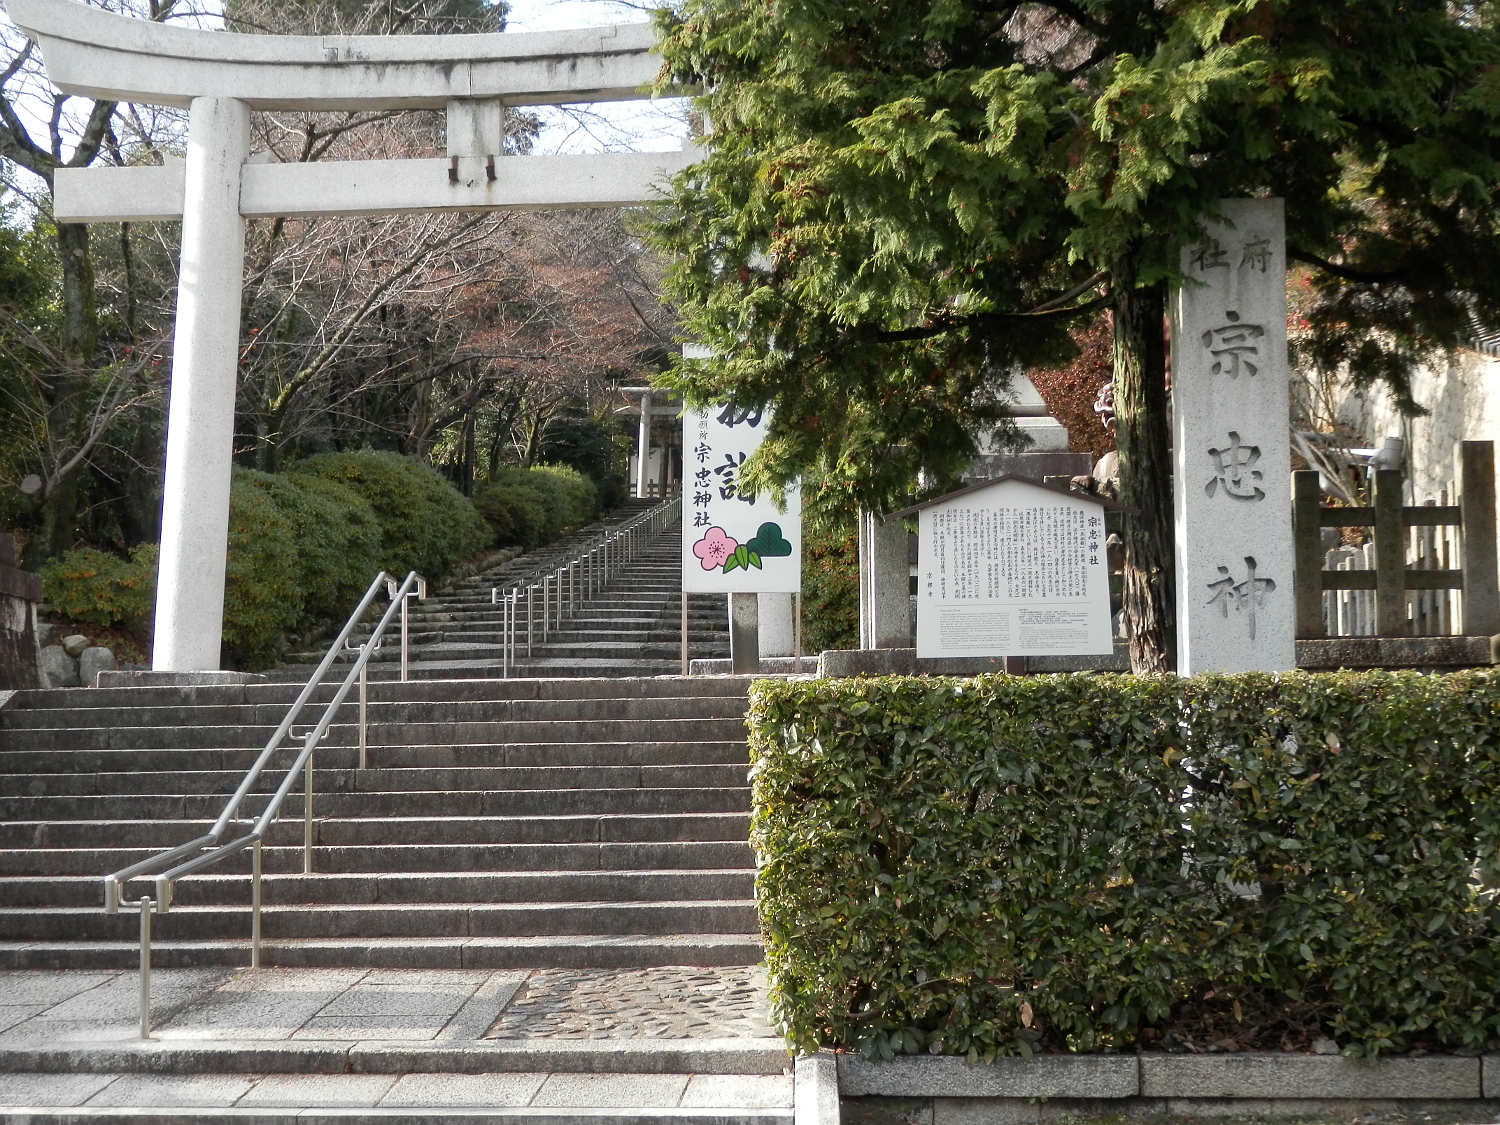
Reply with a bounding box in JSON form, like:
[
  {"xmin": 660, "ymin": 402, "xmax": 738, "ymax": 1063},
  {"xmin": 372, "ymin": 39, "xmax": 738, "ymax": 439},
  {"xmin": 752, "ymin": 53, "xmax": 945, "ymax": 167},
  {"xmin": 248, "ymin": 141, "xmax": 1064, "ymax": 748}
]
[
  {"xmin": 1, "ymin": 869, "xmax": 754, "ymax": 908},
  {"xmin": 0, "ymin": 763, "xmax": 751, "ymax": 797},
  {"xmin": 11, "ymin": 678, "xmax": 752, "ymax": 711},
  {"xmin": 0, "ymin": 900, "xmax": 757, "ymax": 941},
  {"xmin": 0, "ymin": 813, "xmax": 751, "ymax": 850},
  {"xmin": 2, "ymin": 696, "xmax": 749, "ymax": 732},
  {"xmin": 0, "ymin": 743, "xmax": 749, "ymax": 776},
  {"xmin": 0, "ymin": 1110, "xmax": 786, "ymax": 1124},
  {"xmin": 0, "ymin": 935, "xmax": 763, "ymax": 971},
  {"xmin": 0, "ymin": 787, "xmax": 750, "ymax": 822},
  {"xmin": 1, "ymin": 718, "xmax": 748, "ymax": 753},
  {"xmin": 0, "ymin": 841, "xmax": 754, "ymax": 877}
]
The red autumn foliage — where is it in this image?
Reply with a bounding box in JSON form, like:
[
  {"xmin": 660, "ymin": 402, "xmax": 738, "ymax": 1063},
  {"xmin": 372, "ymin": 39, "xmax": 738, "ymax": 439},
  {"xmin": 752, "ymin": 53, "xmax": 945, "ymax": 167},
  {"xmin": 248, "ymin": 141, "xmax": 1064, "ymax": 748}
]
[{"xmin": 1029, "ymin": 315, "xmax": 1115, "ymax": 461}]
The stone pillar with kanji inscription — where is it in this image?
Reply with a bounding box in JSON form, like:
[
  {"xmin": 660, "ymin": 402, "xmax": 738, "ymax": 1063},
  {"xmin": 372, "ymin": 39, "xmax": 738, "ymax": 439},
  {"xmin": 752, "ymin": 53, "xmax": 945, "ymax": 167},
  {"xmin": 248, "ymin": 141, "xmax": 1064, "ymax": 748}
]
[{"xmin": 1171, "ymin": 198, "xmax": 1296, "ymax": 674}]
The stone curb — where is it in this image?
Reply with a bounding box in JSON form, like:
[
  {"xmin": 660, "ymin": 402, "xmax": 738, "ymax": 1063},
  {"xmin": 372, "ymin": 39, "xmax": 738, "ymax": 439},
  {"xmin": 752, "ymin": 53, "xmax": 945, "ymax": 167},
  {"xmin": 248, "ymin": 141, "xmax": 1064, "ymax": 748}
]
[
  {"xmin": 0, "ymin": 1039, "xmax": 790, "ymax": 1078},
  {"xmin": 0, "ymin": 1112, "xmax": 791, "ymax": 1124},
  {"xmin": 837, "ymin": 1055, "xmax": 1134, "ymax": 1099},
  {"xmin": 794, "ymin": 1054, "xmax": 839, "ymax": 1124},
  {"xmin": 836, "ymin": 1053, "xmax": 1484, "ymax": 1100}
]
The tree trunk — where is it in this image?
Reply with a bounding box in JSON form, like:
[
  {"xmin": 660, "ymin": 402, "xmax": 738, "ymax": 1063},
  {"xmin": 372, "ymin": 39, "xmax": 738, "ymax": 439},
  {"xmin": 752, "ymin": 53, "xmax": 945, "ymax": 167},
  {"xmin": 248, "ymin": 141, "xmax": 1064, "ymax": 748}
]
[
  {"xmin": 1111, "ymin": 255, "xmax": 1175, "ymax": 673},
  {"xmin": 32, "ymin": 222, "xmax": 100, "ymax": 564}
]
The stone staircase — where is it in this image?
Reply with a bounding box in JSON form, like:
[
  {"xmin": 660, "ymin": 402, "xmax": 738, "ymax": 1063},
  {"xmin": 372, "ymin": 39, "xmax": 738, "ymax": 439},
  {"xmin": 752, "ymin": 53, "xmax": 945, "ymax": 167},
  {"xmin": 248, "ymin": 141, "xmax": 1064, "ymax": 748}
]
[
  {"xmin": 281, "ymin": 501, "xmax": 730, "ymax": 680},
  {"xmin": 0, "ymin": 675, "xmax": 760, "ymax": 970}
]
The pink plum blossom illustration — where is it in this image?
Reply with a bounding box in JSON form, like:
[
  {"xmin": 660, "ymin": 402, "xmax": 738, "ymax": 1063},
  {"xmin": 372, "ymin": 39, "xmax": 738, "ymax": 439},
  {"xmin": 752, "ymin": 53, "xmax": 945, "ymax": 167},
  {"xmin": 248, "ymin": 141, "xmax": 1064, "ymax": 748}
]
[{"xmin": 692, "ymin": 527, "xmax": 737, "ymax": 570}]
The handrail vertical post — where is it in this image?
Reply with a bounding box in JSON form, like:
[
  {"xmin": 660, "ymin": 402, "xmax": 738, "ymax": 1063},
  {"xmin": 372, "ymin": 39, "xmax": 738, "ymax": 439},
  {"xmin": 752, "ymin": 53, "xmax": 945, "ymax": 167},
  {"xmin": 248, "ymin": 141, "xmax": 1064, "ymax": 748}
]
[
  {"xmin": 794, "ymin": 592, "xmax": 803, "ymax": 673},
  {"xmin": 303, "ymin": 741, "xmax": 315, "ymax": 875},
  {"xmin": 251, "ymin": 838, "xmax": 262, "ymax": 969},
  {"xmin": 139, "ymin": 897, "xmax": 153, "ymax": 1039},
  {"xmin": 358, "ymin": 650, "xmax": 368, "ymax": 772},
  {"xmin": 400, "ymin": 590, "xmax": 410, "ymax": 682}
]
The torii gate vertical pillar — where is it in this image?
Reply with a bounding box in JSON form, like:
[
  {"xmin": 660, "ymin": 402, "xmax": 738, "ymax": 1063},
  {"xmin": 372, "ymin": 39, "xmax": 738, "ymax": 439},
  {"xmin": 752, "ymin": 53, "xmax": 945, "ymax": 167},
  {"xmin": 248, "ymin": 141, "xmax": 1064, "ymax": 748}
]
[{"xmin": 153, "ymin": 97, "xmax": 250, "ymax": 671}]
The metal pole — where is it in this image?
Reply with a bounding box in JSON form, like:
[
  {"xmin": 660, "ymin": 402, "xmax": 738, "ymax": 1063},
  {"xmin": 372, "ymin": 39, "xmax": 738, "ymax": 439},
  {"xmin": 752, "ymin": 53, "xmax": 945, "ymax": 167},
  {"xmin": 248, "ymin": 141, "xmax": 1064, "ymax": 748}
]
[
  {"xmin": 400, "ymin": 591, "xmax": 410, "ymax": 682},
  {"xmin": 794, "ymin": 592, "xmax": 803, "ymax": 673},
  {"xmin": 681, "ymin": 591, "xmax": 689, "ymax": 676},
  {"xmin": 139, "ymin": 897, "xmax": 153, "ymax": 1039},
  {"xmin": 303, "ymin": 745, "xmax": 314, "ymax": 875},
  {"xmin": 358, "ymin": 651, "xmax": 368, "ymax": 772},
  {"xmin": 251, "ymin": 838, "xmax": 262, "ymax": 969},
  {"xmin": 636, "ymin": 391, "xmax": 652, "ymax": 499}
]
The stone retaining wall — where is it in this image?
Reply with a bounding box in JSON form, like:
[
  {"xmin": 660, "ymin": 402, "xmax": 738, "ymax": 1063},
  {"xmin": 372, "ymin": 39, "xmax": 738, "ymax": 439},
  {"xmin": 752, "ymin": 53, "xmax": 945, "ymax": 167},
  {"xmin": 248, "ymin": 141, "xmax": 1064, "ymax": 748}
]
[{"xmin": 838, "ymin": 1053, "xmax": 1500, "ymax": 1125}]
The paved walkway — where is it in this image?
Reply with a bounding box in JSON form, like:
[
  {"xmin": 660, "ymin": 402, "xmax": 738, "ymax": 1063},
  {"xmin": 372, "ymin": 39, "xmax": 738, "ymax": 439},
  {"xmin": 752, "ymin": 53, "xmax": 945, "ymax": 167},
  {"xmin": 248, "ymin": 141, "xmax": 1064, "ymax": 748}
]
[{"xmin": 0, "ymin": 966, "xmax": 788, "ymax": 1113}]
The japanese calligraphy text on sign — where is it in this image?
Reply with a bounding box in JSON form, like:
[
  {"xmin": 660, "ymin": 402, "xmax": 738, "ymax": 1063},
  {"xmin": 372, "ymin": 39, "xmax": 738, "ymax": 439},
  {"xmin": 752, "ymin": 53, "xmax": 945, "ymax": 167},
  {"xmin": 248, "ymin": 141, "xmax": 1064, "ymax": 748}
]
[
  {"xmin": 912, "ymin": 477, "xmax": 1113, "ymax": 658},
  {"xmin": 681, "ymin": 403, "xmax": 802, "ymax": 594},
  {"xmin": 1171, "ymin": 197, "xmax": 1295, "ymax": 673}
]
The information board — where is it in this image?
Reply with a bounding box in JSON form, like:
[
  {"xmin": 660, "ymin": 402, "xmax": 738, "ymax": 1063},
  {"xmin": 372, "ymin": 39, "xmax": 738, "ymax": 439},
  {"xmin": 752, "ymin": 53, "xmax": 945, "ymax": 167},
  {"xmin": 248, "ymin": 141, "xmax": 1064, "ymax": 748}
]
[
  {"xmin": 914, "ymin": 477, "xmax": 1112, "ymax": 658},
  {"xmin": 682, "ymin": 404, "xmax": 801, "ymax": 594}
]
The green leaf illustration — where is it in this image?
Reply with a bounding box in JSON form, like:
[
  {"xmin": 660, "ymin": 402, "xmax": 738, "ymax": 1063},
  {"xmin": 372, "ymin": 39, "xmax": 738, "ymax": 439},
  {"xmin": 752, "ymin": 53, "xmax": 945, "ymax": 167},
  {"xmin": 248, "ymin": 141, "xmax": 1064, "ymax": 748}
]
[
  {"xmin": 748, "ymin": 551, "xmax": 763, "ymax": 569},
  {"xmin": 745, "ymin": 522, "xmax": 793, "ymax": 558}
]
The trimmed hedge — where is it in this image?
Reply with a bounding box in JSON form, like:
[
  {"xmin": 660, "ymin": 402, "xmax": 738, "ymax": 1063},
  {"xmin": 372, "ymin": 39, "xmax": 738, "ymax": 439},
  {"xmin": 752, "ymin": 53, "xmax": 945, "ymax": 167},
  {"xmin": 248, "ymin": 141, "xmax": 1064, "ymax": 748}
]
[
  {"xmin": 295, "ymin": 450, "xmax": 491, "ymax": 583},
  {"xmin": 473, "ymin": 464, "xmax": 599, "ymax": 550},
  {"xmin": 40, "ymin": 544, "xmax": 157, "ymax": 630},
  {"xmin": 748, "ymin": 672, "xmax": 1500, "ymax": 1060}
]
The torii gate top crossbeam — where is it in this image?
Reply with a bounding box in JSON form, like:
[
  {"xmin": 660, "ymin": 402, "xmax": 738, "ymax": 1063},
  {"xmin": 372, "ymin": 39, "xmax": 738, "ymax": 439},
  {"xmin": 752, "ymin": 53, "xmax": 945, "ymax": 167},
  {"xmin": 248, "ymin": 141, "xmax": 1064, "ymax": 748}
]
[{"xmin": 7, "ymin": 0, "xmax": 661, "ymax": 110}]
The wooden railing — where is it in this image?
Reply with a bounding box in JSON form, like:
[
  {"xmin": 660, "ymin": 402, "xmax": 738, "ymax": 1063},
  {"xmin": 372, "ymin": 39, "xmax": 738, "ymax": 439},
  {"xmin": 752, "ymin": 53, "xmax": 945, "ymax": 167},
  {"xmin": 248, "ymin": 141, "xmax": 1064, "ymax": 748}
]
[{"xmin": 1293, "ymin": 441, "xmax": 1499, "ymax": 639}]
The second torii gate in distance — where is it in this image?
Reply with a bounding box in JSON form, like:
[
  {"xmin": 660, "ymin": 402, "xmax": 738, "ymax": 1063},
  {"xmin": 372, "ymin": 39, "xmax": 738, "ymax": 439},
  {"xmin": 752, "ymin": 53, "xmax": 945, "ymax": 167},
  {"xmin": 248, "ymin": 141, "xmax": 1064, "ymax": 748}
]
[{"xmin": 9, "ymin": 0, "xmax": 694, "ymax": 671}]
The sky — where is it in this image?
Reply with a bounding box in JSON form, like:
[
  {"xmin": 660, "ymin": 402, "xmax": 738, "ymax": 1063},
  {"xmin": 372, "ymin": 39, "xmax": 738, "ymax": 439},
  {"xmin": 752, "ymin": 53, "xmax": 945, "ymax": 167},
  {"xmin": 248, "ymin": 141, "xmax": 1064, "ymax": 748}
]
[{"xmin": 500, "ymin": 0, "xmax": 691, "ymax": 154}]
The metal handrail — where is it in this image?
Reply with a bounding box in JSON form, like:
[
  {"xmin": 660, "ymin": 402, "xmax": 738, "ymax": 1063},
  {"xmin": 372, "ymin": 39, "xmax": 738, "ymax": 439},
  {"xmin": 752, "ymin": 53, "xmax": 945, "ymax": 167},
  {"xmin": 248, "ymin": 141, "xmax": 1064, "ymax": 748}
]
[
  {"xmin": 104, "ymin": 570, "xmax": 427, "ymax": 1039},
  {"xmin": 491, "ymin": 498, "xmax": 679, "ymax": 676}
]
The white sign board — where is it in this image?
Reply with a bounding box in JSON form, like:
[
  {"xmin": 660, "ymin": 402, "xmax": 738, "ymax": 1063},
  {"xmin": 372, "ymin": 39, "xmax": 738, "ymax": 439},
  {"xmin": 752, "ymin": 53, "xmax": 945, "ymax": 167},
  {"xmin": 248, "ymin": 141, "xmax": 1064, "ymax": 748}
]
[
  {"xmin": 1171, "ymin": 198, "xmax": 1295, "ymax": 674},
  {"xmin": 914, "ymin": 477, "xmax": 1113, "ymax": 658},
  {"xmin": 682, "ymin": 405, "xmax": 802, "ymax": 594}
]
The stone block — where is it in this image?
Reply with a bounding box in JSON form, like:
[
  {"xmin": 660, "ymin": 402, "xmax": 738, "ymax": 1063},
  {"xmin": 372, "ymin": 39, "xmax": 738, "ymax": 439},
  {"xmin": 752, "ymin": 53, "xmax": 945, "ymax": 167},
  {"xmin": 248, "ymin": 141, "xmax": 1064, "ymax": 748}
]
[
  {"xmin": 684, "ymin": 1073, "xmax": 793, "ymax": 1109},
  {"xmin": 837, "ymin": 1055, "xmax": 1138, "ymax": 1099},
  {"xmin": 1296, "ymin": 635, "xmax": 1496, "ymax": 669},
  {"xmin": 236, "ymin": 1073, "xmax": 397, "ymax": 1108},
  {"xmin": 60, "ymin": 635, "xmax": 90, "ymax": 658},
  {"xmin": 78, "ymin": 646, "xmax": 116, "ymax": 687},
  {"xmin": 37, "ymin": 645, "xmax": 79, "ymax": 688},
  {"xmin": 81, "ymin": 1072, "xmax": 256, "ymax": 1107},
  {"xmin": 1485, "ymin": 1054, "xmax": 1500, "ymax": 1099},
  {"xmin": 795, "ymin": 1053, "xmax": 840, "ymax": 1124},
  {"xmin": 377, "ymin": 1071, "xmax": 545, "ymax": 1108},
  {"xmin": 0, "ymin": 1071, "xmax": 117, "ymax": 1108},
  {"xmin": 532, "ymin": 1071, "xmax": 689, "ymax": 1108},
  {"xmin": 1138, "ymin": 1053, "xmax": 1480, "ymax": 1099}
]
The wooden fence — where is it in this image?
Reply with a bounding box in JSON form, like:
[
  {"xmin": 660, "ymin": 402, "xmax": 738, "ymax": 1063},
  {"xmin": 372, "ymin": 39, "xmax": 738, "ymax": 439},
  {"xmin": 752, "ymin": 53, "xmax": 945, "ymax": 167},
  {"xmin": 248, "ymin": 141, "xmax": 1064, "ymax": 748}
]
[{"xmin": 1293, "ymin": 441, "xmax": 1499, "ymax": 640}]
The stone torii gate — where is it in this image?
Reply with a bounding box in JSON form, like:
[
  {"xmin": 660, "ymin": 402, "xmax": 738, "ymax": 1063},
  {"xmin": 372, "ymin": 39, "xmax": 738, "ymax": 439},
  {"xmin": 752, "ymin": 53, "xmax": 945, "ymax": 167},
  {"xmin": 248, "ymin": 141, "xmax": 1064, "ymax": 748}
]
[{"xmin": 9, "ymin": 0, "xmax": 694, "ymax": 671}]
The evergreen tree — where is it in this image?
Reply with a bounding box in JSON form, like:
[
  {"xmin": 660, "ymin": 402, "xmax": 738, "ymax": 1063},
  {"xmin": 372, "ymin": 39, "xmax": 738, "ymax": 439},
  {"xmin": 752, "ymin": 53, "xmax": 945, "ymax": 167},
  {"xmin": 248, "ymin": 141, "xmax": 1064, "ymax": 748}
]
[{"xmin": 651, "ymin": 0, "xmax": 1500, "ymax": 670}]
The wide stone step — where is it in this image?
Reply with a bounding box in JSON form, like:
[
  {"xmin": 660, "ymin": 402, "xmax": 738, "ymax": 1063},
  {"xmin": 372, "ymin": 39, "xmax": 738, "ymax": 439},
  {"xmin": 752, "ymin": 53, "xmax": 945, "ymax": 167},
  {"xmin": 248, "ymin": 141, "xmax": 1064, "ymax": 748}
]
[
  {"xmin": 1, "ymin": 868, "xmax": 755, "ymax": 908},
  {"xmin": 0, "ymin": 931, "xmax": 763, "ymax": 970},
  {"xmin": 8, "ymin": 676, "xmax": 751, "ymax": 713},
  {"xmin": 0, "ymin": 899, "xmax": 758, "ymax": 941},
  {"xmin": 1, "ymin": 695, "xmax": 749, "ymax": 731},
  {"xmin": 1, "ymin": 763, "xmax": 750, "ymax": 797},
  {"xmin": 0, "ymin": 717, "xmax": 749, "ymax": 752},
  {"xmin": 0, "ymin": 812, "xmax": 751, "ymax": 851},
  {"xmin": 0, "ymin": 786, "xmax": 750, "ymax": 823},
  {"xmin": 0, "ymin": 741, "xmax": 749, "ymax": 776},
  {"xmin": 0, "ymin": 840, "xmax": 754, "ymax": 877}
]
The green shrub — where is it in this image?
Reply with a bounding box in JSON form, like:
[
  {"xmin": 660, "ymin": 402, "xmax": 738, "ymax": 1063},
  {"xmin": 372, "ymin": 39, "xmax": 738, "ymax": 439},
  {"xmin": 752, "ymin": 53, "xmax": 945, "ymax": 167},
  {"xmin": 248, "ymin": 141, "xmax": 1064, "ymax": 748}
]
[
  {"xmin": 222, "ymin": 470, "xmax": 303, "ymax": 669},
  {"xmin": 473, "ymin": 464, "xmax": 597, "ymax": 550},
  {"xmin": 294, "ymin": 450, "xmax": 490, "ymax": 583},
  {"xmin": 801, "ymin": 505, "xmax": 859, "ymax": 652},
  {"xmin": 473, "ymin": 469, "xmax": 555, "ymax": 550},
  {"xmin": 279, "ymin": 473, "xmax": 383, "ymax": 621},
  {"xmin": 749, "ymin": 671, "xmax": 1500, "ymax": 1060},
  {"xmin": 40, "ymin": 544, "xmax": 156, "ymax": 629},
  {"xmin": 530, "ymin": 463, "xmax": 598, "ymax": 527}
]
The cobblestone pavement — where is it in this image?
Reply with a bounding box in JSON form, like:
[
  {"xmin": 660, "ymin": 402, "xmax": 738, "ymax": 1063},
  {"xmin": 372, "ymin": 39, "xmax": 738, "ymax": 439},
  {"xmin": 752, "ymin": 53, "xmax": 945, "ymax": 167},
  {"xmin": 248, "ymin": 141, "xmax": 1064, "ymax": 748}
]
[
  {"xmin": 0, "ymin": 966, "xmax": 776, "ymax": 1046},
  {"xmin": 485, "ymin": 966, "xmax": 773, "ymax": 1040}
]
